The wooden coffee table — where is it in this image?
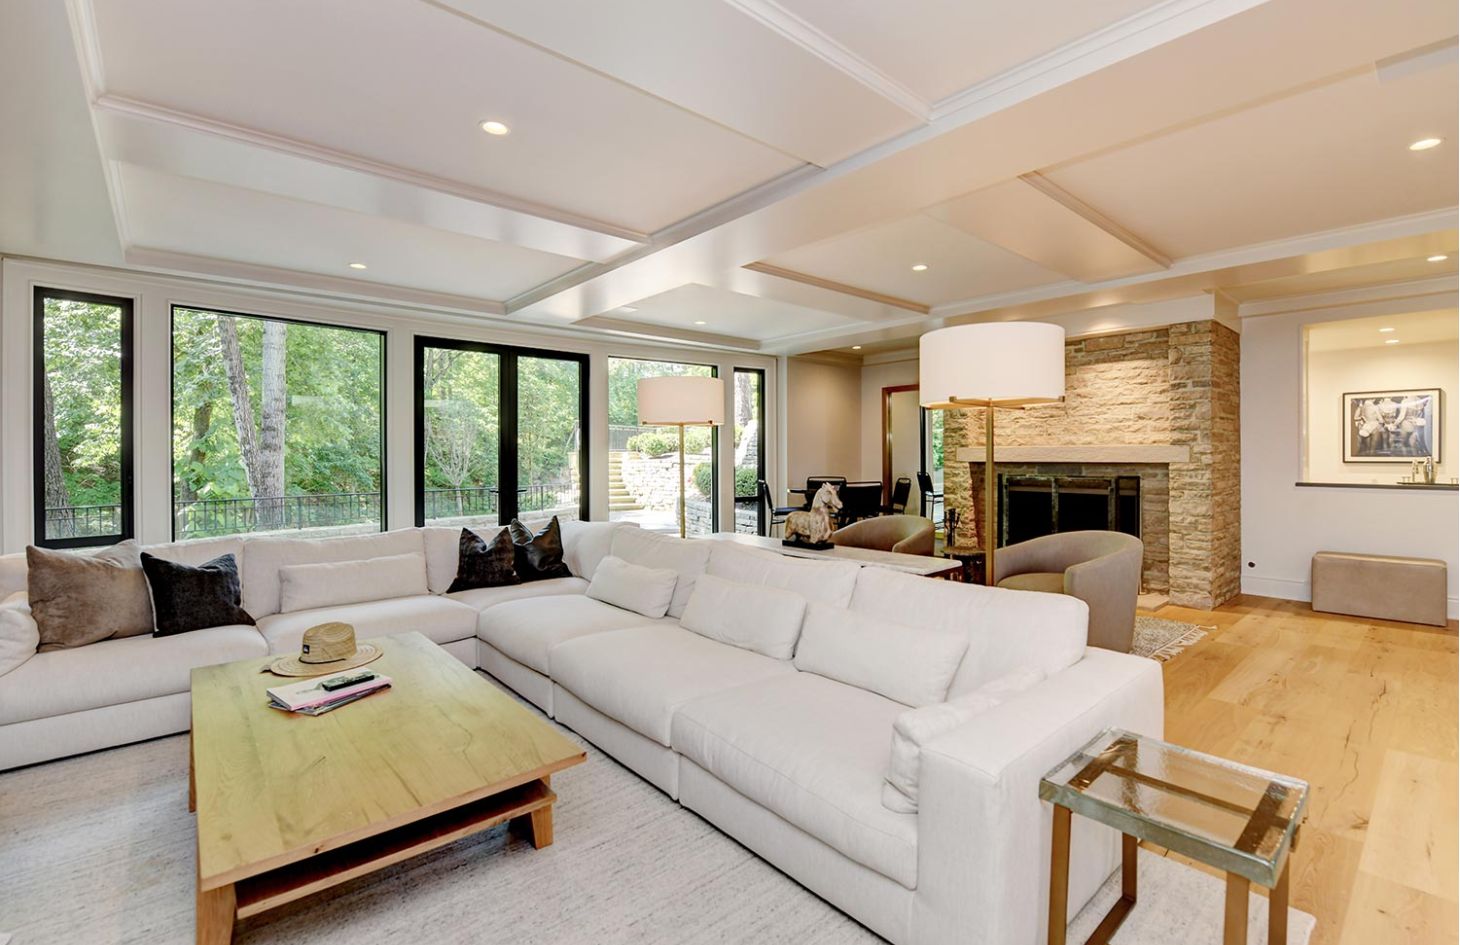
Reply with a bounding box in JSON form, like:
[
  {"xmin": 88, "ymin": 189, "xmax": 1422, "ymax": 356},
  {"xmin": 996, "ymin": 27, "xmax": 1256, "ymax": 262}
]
[{"xmin": 188, "ymin": 631, "xmax": 586, "ymax": 945}]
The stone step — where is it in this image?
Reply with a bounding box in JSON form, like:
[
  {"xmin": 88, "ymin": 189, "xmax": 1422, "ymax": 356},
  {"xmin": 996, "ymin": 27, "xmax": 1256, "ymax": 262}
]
[{"xmin": 609, "ymin": 502, "xmax": 642, "ymax": 511}]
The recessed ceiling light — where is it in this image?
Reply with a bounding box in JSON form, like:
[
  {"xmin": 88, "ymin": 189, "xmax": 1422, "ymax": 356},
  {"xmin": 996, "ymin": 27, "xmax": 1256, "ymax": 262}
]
[
  {"xmin": 1385, "ymin": 338, "xmax": 1400, "ymax": 344},
  {"xmin": 348, "ymin": 262, "xmax": 367, "ymax": 270},
  {"xmin": 694, "ymin": 320, "xmax": 707, "ymax": 326},
  {"xmin": 1409, "ymin": 137, "xmax": 1443, "ymax": 151},
  {"xmin": 911, "ymin": 264, "xmax": 929, "ymax": 272},
  {"xmin": 851, "ymin": 345, "xmax": 862, "ymax": 350},
  {"xmin": 1378, "ymin": 327, "xmax": 1395, "ymax": 333},
  {"xmin": 479, "ymin": 120, "xmax": 510, "ymax": 136},
  {"xmin": 1427, "ymin": 254, "xmax": 1449, "ymax": 262}
]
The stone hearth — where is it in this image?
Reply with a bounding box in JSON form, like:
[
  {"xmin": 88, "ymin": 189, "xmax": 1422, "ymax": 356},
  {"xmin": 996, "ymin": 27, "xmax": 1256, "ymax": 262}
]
[{"xmin": 944, "ymin": 321, "xmax": 1240, "ymax": 610}]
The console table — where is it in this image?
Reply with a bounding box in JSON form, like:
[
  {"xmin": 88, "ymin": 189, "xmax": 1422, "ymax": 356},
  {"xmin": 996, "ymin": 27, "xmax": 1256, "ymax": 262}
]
[{"xmin": 704, "ymin": 532, "xmax": 960, "ymax": 578}]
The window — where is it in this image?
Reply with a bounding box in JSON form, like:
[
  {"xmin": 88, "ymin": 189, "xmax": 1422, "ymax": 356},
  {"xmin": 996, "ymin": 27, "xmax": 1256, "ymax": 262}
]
[
  {"xmin": 415, "ymin": 338, "xmax": 587, "ymax": 528},
  {"xmin": 733, "ymin": 369, "xmax": 765, "ymax": 534},
  {"xmin": 922, "ymin": 408, "xmax": 944, "ymax": 515},
  {"xmin": 33, "ymin": 289, "xmax": 134, "ymax": 547},
  {"xmin": 608, "ymin": 358, "xmax": 718, "ymax": 535},
  {"xmin": 171, "ymin": 307, "xmax": 385, "ymax": 540}
]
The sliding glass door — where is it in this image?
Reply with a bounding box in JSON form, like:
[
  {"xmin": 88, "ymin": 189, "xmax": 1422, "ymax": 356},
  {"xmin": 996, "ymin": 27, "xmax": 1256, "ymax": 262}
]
[
  {"xmin": 416, "ymin": 338, "xmax": 586, "ymax": 528},
  {"xmin": 734, "ymin": 368, "xmax": 765, "ymax": 534}
]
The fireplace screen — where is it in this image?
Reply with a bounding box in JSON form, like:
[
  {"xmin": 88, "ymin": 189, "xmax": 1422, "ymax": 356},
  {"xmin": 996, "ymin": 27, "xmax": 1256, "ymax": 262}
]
[{"xmin": 999, "ymin": 475, "xmax": 1141, "ymax": 546}]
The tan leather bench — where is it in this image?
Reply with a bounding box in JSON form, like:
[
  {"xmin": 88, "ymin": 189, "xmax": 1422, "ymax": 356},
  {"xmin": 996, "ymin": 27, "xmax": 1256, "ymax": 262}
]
[{"xmin": 1311, "ymin": 551, "xmax": 1449, "ymax": 627}]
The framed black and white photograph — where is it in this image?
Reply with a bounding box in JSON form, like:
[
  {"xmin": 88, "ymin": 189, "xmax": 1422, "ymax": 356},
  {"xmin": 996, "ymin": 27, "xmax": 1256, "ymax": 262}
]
[{"xmin": 1343, "ymin": 388, "xmax": 1442, "ymax": 463}]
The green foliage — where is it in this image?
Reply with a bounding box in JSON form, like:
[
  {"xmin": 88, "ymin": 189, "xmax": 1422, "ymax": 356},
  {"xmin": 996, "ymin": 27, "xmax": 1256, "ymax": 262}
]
[
  {"xmin": 693, "ymin": 463, "xmax": 756, "ymax": 499},
  {"xmin": 626, "ymin": 426, "xmax": 712, "ymax": 457},
  {"xmin": 42, "ymin": 298, "xmax": 125, "ymax": 506},
  {"xmin": 607, "ymin": 358, "xmax": 714, "ymax": 427}
]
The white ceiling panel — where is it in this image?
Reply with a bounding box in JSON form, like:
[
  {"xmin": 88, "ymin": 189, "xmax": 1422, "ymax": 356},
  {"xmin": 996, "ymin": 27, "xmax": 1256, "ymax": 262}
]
[
  {"xmin": 930, "ymin": 177, "xmax": 1168, "ymax": 282},
  {"xmin": 774, "ymin": 0, "xmax": 1163, "ymax": 103},
  {"xmin": 608, "ymin": 283, "xmax": 857, "ymax": 341},
  {"xmin": 432, "ymin": 0, "xmax": 921, "ymax": 166},
  {"xmin": 90, "ymin": 0, "xmax": 803, "ymax": 234},
  {"xmin": 1307, "ymin": 308, "xmax": 1457, "ymax": 351},
  {"xmin": 116, "ymin": 164, "xmax": 586, "ymax": 301},
  {"xmin": 1042, "ymin": 66, "xmax": 1460, "ymax": 258},
  {"xmin": 762, "ymin": 214, "xmax": 1065, "ymax": 305}
]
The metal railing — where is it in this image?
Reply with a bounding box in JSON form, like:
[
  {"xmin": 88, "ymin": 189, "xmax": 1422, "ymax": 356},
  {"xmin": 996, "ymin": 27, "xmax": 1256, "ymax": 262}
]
[
  {"xmin": 43, "ymin": 503, "xmax": 122, "ymax": 540},
  {"xmin": 423, "ymin": 486, "xmax": 497, "ymax": 521}
]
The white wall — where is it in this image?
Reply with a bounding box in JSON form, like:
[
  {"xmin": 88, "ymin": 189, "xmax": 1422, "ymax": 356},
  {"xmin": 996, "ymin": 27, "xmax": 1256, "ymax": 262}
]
[
  {"xmin": 784, "ymin": 356, "xmax": 861, "ymax": 494},
  {"xmin": 857, "ymin": 355, "xmax": 918, "ymax": 483},
  {"xmin": 0, "ymin": 257, "xmax": 778, "ymax": 551},
  {"xmin": 1305, "ymin": 339, "xmax": 1458, "ymax": 484},
  {"xmin": 1242, "ymin": 291, "xmax": 1459, "ymax": 617}
]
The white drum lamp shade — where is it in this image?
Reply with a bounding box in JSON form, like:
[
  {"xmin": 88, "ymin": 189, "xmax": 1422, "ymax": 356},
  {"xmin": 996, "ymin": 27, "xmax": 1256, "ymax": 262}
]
[
  {"xmin": 919, "ymin": 322, "xmax": 1066, "ymax": 408},
  {"xmin": 637, "ymin": 375, "xmax": 725, "ymax": 426}
]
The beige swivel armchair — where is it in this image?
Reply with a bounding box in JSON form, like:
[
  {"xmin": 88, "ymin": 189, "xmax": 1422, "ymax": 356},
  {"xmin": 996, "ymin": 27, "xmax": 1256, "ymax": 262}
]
[
  {"xmin": 992, "ymin": 531, "xmax": 1143, "ymax": 653},
  {"xmin": 831, "ymin": 514, "xmax": 935, "ymax": 556}
]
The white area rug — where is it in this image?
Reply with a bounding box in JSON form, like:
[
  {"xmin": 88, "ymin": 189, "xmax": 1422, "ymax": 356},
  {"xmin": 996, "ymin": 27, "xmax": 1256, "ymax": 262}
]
[{"xmin": 0, "ymin": 682, "xmax": 1313, "ymax": 945}]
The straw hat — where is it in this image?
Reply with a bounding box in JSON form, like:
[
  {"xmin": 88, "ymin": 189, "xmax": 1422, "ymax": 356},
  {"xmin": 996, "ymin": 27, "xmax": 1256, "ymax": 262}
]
[{"xmin": 268, "ymin": 622, "xmax": 382, "ymax": 677}]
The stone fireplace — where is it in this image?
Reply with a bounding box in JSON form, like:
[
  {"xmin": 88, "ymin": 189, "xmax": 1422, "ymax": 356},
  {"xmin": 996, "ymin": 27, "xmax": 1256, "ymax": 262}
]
[{"xmin": 944, "ymin": 321, "xmax": 1240, "ymax": 610}]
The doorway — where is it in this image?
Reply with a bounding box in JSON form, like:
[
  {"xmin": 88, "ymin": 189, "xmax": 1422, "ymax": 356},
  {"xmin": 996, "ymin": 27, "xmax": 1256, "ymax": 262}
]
[{"xmin": 881, "ymin": 384, "xmax": 921, "ymax": 510}]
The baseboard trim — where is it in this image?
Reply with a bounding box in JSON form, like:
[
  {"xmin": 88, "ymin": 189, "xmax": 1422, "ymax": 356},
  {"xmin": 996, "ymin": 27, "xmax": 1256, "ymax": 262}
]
[{"xmin": 1243, "ymin": 575, "xmax": 1459, "ymax": 620}]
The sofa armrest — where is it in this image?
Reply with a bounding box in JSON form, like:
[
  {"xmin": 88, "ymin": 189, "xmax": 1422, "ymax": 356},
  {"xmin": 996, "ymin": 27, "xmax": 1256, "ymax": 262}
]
[
  {"xmin": 1064, "ymin": 550, "xmax": 1141, "ymax": 652},
  {"xmin": 910, "ymin": 648, "xmax": 1163, "ymax": 945}
]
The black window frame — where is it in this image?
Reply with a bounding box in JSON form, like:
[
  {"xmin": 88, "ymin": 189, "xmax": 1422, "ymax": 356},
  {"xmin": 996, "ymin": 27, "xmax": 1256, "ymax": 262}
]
[
  {"xmin": 167, "ymin": 303, "xmax": 389, "ymax": 542},
  {"xmin": 414, "ymin": 336, "xmax": 590, "ymax": 527},
  {"xmin": 734, "ymin": 367, "xmax": 767, "ymax": 535},
  {"xmin": 32, "ymin": 287, "xmax": 136, "ymax": 549}
]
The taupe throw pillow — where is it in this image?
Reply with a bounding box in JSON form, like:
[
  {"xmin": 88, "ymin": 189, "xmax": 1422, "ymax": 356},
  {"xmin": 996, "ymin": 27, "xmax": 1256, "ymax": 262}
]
[{"xmin": 26, "ymin": 540, "xmax": 155, "ymax": 650}]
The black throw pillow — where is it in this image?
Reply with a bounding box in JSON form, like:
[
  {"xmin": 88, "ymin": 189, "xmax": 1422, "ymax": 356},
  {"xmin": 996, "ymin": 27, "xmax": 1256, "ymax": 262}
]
[
  {"xmin": 508, "ymin": 516, "xmax": 572, "ymax": 581},
  {"xmin": 140, "ymin": 552, "xmax": 254, "ymax": 636},
  {"xmin": 447, "ymin": 527, "xmax": 520, "ymax": 593}
]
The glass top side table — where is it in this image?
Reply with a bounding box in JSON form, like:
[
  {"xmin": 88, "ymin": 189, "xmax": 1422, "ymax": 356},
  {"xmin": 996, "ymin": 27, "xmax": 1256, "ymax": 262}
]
[{"xmin": 1040, "ymin": 728, "xmax": 1309, "ymax": 945}]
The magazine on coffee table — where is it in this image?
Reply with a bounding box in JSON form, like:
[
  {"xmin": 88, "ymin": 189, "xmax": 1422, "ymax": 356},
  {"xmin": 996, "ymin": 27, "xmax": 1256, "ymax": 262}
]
[{"xmin": 267, "ymin": 671, "xmax": 392, "ymax": 714}]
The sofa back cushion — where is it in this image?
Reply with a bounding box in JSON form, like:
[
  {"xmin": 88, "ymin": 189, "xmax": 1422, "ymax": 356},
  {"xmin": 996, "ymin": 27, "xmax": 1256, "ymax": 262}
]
[
  {"xmin": 0, "ymin": 554, "xmax": 26, "ymax": 599},
  {"xmin": 143, "ymin": 536, "xmax": 248, "ymax": 570},
  {"xmin": 793, "ymin": 603, "xmax": 969, "ymax": 707},
  {"xmin": 242, "ymin": 529, "xmax": 426, "ymax": 617},
  {"xmin": 608, "ymin": 528, "xmax": 711, "ymax": 618},
  {"xmin": 585, "ymin": 555, "xmax": 678, "ymax": 619},
  {"xmin": 278, "ymin": 551, "xmax": 430, "ymax": 613},
  {"xmin": 848, "ymin": 567, "xmax": 1087, "ymax": 698},
  {"xmin": 705, "ymin": 544, "xmax": 860, "ymax": 608},
  {"xmin": 559, "ymin": 520, "xmax": 621, "ymax": 580},
  {"xmin": 680, "ymin": 573, "xmax": 807, "ymax": 660}
]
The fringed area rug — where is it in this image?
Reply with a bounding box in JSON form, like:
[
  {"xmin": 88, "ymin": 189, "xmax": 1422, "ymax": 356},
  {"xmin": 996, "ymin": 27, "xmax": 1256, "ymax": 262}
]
[
  {"xmin": 0, "ymin": 690, "xmax": 1312, "ymax": 945},
  {"xmin": 1133, "ymin": 615, "xmax": 1211, "ymax": 662}
]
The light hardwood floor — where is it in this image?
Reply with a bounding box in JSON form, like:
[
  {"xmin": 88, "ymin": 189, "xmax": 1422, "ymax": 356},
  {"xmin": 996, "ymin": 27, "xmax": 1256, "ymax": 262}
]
[{"xmin": 1153, "ymin": 595, "xmax": 1458, "ymax": 945}]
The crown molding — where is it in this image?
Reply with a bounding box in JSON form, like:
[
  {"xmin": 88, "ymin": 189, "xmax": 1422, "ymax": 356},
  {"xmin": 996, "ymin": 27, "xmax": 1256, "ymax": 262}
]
[
  {"xmin": 574, "ymin": 316, "xmax": 761, "ymax": 351},
  {"xmin": 122, "ymin": 247, "xmax": 511, "ymax": 317},
  {"xmin": 1237, "ymin": 275, "xmax": 1458, "ymax": 319},
  {"xmin": 721, "ymin": 0, "xmax": 928, "ymax": 120},
  {"xmin": 92, "ymin": 94, "xmax": 648, "ymax": 245}
]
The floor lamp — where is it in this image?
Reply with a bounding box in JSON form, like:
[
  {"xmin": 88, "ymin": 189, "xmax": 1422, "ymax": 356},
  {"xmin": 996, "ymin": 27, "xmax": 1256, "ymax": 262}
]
[
  {"xmin": 637, "ymin": 375, "xmax": 725, "ymax": 538},
  {"xmin": 919, "ymin": 323, "xmax": 1066, "ymax": 585}
]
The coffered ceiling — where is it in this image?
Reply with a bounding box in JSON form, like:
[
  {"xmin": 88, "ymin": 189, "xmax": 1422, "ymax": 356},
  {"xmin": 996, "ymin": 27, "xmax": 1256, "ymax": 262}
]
[{"xmin": 0, "ymin": 0, "xmax": 1455, "ymax": 351}]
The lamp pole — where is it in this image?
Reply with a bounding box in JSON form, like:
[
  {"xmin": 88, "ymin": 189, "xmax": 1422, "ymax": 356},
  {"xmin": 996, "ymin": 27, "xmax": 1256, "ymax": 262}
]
[
  {"xmin": 678, "ymin": 423, "xmax": 687, "ymax": 538},
  {"xmin": 985, "ymin": 403, "xmax": 996, "ymax": 587}
]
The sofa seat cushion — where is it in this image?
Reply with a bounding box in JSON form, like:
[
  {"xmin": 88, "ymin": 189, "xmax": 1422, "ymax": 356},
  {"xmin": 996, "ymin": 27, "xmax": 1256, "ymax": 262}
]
[
  {"xmin": 255, "ymin": 596, "xmax": 477, "ymax": 655},
  {"xmin": 997, "ymin": 572, "xmax": 1066, "ymax": 594},
  {"xmin": 446, "ymin": 576, "xmax": 588, "ymax": 613},
  {"xmin": 0, "ymin": 625, "xmax": 266, "ymax": 724},
  {"xmin": 671, "ymin": 672, "xmax": 918, "ymax": 889},
  {"xmin": 551, "ymin": 625, "xmax": 796, "ymax": 748},
  {"xmin": 477, "ymin": 595, "xmax": 666, "ymax": 676}
]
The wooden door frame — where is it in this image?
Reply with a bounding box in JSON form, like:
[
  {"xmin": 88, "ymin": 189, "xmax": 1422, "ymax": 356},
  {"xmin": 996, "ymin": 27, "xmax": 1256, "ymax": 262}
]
[{"xmin": 881, "ymin": 384, "xmax": 919, "ymax": 504}]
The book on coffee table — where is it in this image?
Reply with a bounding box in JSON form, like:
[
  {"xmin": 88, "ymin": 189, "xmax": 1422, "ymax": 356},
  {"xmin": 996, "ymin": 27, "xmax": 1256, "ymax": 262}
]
[{"xmin": 266, "ymin": 671, "xmax": 392, "ymax": 713}]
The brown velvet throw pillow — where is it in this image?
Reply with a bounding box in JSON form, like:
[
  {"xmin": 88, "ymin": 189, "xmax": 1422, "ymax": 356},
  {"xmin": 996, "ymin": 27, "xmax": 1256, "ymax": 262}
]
[
  {"xmin": 26, "ymin": 540, "xmax": 155, "ymax": 650},
  {"xmin": 447, "ymin": 527, "xmax": 520, "ymax": 593},
  {"xmin": 508, "ymin": 516, "xmax": 572, "ymax": 581}
]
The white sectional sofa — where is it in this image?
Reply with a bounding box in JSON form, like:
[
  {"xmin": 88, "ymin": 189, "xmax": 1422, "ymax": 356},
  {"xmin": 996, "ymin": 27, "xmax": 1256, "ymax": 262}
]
[{"xmin": 0, "ymin": 521, "xmax": 1163, "ymax": 945}]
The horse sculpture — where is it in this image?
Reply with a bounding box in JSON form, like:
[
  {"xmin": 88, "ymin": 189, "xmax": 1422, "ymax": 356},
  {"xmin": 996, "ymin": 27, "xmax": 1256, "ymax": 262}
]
[{"xmin": 783, "ymin": 482, "xmax": 842, "ymax": 546}]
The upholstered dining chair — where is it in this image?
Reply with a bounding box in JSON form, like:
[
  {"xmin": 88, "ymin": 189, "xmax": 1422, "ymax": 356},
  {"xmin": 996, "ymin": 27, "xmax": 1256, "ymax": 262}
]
[
  {"xmin": 830, "ymin": 514, "xmax": 935, "ymax": 556},
  {"xmin": 992, "ymin": 531, "xmax": 1144, "ymax": 653}
]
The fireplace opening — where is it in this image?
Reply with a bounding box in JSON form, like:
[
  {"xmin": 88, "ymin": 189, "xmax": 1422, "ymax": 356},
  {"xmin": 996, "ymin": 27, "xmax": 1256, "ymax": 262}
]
[{"xmin": 998, "ymin": 474, "xmax": 1140, "ymax": 546}]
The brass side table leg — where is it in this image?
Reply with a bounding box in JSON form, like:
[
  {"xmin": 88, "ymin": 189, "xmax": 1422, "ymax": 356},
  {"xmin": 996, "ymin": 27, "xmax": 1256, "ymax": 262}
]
[
  {"xmin": 1048, "ymin": 805, "xmax": 1072, "ymax": 945},
  {"xmin": 1268, "ymin": 861, "xmax": 1290, "ymax": 944},
  {"xmin": 1085, "ymin": 834, "xmax": 1139, "ymax": 944},
  {"xmin": 1224, "ymin": 873, "xmax": 1250, "ymax": 945}
]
